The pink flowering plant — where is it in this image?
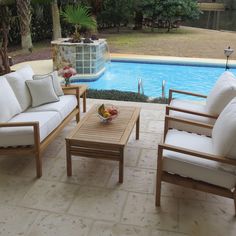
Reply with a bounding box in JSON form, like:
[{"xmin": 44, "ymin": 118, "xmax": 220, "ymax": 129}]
[{"xmin": 58, "ymin": 66, "xmax": 77, "ymax": 86}]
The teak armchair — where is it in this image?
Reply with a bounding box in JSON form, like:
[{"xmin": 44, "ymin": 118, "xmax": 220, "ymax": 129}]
[
  {"xmin": 156, "ymin": 98, "xmax": 236, "ymax": 215},
  {"xmin": 167, "ymin": 72, "xmax": 236, "ymax": 135}
]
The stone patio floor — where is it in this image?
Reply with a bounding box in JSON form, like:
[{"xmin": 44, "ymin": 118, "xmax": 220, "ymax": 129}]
[{"xmin": 0, "ymin": 99, "xmax": 236, "ymax": 236}]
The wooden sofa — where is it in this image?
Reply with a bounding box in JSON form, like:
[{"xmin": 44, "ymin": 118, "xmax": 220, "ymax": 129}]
[{"xmin": 0, "ymin": 66, "xmax": 87, "ymax": 178}]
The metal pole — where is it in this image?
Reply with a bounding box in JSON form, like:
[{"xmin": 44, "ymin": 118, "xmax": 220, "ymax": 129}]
[
  {"xmin": 162, "ymin": 80, "xmax": 166, "ymax": 100},
  {"xmin": 225, "ymin": 56, "xmax": 229, "ymax": 70}
]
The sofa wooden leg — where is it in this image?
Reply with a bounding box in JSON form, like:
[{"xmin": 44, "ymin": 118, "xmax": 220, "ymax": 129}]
[{"xmin": 35, "ymin": 152, "xmax": 42, "ymax": 178}]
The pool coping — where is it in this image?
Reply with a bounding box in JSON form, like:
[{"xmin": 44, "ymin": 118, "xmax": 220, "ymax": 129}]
[
  {"xmin": 11, "ymin": 53, "xmax": 236, "ymax": 75},
  {"xmin": 110, "ymin": 53, "xmax": 236, "ymax": 68}
]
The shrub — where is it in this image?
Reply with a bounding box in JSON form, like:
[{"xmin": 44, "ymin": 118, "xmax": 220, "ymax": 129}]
[{"xmin": 86, "ymin": 89, "xmax": 168, "ymax": 104}]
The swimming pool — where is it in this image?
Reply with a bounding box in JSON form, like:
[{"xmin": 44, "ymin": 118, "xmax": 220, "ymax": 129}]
[{"xmin": 74, "ymin": 61, "xmax": 236, "ymax": 99}]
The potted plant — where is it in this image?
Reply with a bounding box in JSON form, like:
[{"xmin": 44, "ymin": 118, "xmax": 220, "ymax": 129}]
[{"xmin": 61, "ymin": 5, "xmax": 97, "ymax": 43}]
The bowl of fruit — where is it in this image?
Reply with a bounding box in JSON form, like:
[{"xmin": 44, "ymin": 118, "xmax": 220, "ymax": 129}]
[{"xmin": 97, "ymin": 104, "xmax": 118, "ymax": 123}]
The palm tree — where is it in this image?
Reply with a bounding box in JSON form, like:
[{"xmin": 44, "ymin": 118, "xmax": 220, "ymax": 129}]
[
  {"xmin": 32, "ymin": 0, "xmax": 62, "ymax": 40},
  {"xmin": 51, "ymin": 0, "xmax": 62, "ymax": 40},
  {"xmin": 61, "ymin": 5, "xmax": 97, "ymax": 39},
  {"xmin": 16, "ymin": 0, "xmax": 33, "ymax": 51},
  {"xmin": 0, "ymin": 0, "xmax": 14, "ymax": 74}
]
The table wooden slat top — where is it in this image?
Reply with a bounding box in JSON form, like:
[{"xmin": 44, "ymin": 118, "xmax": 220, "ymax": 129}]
[{"xmin": 67, "ymin": 105, "xmax": 141, "ymax": 146}]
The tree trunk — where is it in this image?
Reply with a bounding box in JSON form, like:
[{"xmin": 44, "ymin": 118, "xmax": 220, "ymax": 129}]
[
  {"xmin": 51, "ymin": 0, "xmax": 61, "ymax": 40},
  {"xmin": 134, "ymin": 11, "xmax": 143, "ymax": 30},
  {"xmin": 16, "ymin": 0, "xmax": 33, "ymax": 51}
]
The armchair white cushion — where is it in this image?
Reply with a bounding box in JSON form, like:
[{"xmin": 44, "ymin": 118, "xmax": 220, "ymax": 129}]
[
  {"xmin": 206, "ymin": 71, "xmax": 236, "ymax": 115},
  {"xmin": 5, "ymin": 65, "xmax": 34, "ymax": 111},
  {"xmin": 212, "ymin": 97, "xmax": 236, "ymax": 159},
  {"xmin": 164, "ymin": 130, "xmax": 236, "ymax": 189},
  {"xmin": 163, "ymin": 97, "xmax": 236, "ymax": 190},
  {"xmin": 170, "ymin": 72, "xmax": 236, "ymax": 117},
  {"xmin": 169, "ymin": 71, "xmax": 236, "ymax": 135},
  {"xmin": 0, "ymin": 77, "xmax": 22, "ymax": 122}
]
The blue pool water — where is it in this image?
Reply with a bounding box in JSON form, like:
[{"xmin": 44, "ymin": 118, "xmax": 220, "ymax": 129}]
[{"xmin": 74, "ymin": 61, "xmax": 236, "ymax": 99}]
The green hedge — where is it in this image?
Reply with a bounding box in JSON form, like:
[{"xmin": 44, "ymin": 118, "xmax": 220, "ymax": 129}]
[{"xmin": 86, "ymin": 89, "xmax": 168, "ymax": 104}]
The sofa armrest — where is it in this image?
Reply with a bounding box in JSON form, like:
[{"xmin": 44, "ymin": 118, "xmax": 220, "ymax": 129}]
[
  {"xmin": 0, "ymin": 122, "xmax": 40, "ymax": 148},
  {"xmin": 158, "ymin": 143, "xmax": 236, "ymax": 166},
  {"xmin": 168, "ymin": 89, "xmax": 207, "ymax": 104},
  {"xmin": 0, "ymin": 122, "xmax": 39, "ymax": 128}
]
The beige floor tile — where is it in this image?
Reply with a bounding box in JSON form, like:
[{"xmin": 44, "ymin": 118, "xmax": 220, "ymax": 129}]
[
  {"xmin": 0, "ymin": 155, "xmax": 33, "ymax": 176},
  {"xmin": 20, "ymin": 180, "xmax": 79, "ymax": 213},
  {"xmin": 141, "ymin": 109, "xmax": 161, "ymax": 121},
  {"xmin": 138, "ymin": 149, "xmax": 157, "ymax": 169},
  {"xmin": 107, "ymin": 167, "xmax": 156, "ymax": 194},
  {"xmin": 146, "ymin": 120, "xmax": 164, "ymax": 134},
  {"xmin": 88, "ymin": 221, "xmax": 149, "ymax": 236},
  {"xmin": 161, "ymin": 183, "xmax": 206, "ymax": 201},
  {"xmin": 0, "ymin": 174, "xmax": 35, "ymax": 205},
  {"xmin": 121, "ymin": 193, "xmax": 178, "ymax": 230},
  {"xmin": 179, "ymin": 199, "xmax": 236, "ymax": 236},
  {"xmin": 60, "ymin": 159, "xmax": 114, "ymax": 187},
  {"xmin": 124, "ymin": 147, "xmax": 141, "ymax": 167},
  {"xmin": 205, "ymin": 193, "xmax": 234, "ymax": 205},
  {"xmin": 68, "ymin": 186, "xmax": 127, "ymax": 222},
  {"xmin": 18, "ymin": 156, "xmax": 63, "ymax": 179},
  {"xmin": 128, "ymin": 132, "xmax": 162, "ymax": 149},
  {"xmin": 0, "ymin": 204, "xmax": 38, "ymax": 236},
  {"xmin": 26, "ymin": 211, "xmax": 92, "ymax": 236},
  {"xmin": 150, "ymin": 229, "xmax": 188, "ymax": 236}
]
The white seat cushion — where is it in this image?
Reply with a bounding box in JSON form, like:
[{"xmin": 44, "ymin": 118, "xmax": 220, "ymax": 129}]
[
  {"xmin": 5, "ymin": 65, "xmax": 34, "ymax": 111},
  {"xmin": 26, "ymin": 95, "xmax": 77, "ymax": 120},
  {"xmin": 206, "ymin": 71, "xmax": 236, "ymax": 115},
  {"xmin": 163, "ymin": 129, "xmax": 236, "ymax": 189},
  {"xmin": 169, "ymin": 99, "xmax": 215, "ymax": 135},
  {"xmin": 0, "ymin": 77, "xmax": 22, "ymax": 122},
  {"xmin": 0, "ymin": 111, "xmax": 62, "ymax": 147}
]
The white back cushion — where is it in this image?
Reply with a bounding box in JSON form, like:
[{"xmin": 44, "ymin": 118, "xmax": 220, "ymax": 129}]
[
  {"xmin": 33, "ymin": 71, "xmax": 64, "ymax": 96},
  {"xmin": 0, "ymin": 77, "xmax": 22, "ymax": 122},
  {"xmin": 212, "ymin": 97, "xmax": 236, "ymax": 158},
  {"xmin": 5, "ymin": 65, "xmax": 34, "ymax": 111},
  {"xmin": 206, "ymin": 71, "xmax": 236, "ymax": 115}
]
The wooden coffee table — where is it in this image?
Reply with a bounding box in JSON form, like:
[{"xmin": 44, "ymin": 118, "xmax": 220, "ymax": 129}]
[{"xmin": 66, "ymin": 105, "xmax": 140, "ymax": 183}]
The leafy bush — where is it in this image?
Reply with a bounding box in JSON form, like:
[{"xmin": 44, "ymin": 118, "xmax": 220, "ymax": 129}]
[{"xmin": 86, "ymin": 89, "xmax": 168, "ymax": 104}]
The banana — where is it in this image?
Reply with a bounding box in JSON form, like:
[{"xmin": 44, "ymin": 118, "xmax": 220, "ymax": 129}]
[{"xmin": 98, "ymin": 104, "xmax": 105, "ymax": 116}]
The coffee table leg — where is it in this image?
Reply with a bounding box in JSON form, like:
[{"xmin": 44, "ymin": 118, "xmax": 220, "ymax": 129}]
[
  {"xmin": 66, "ymin": 140, "xmax": 72, "ymax": 176},
  {"xmin": 119, "ymin": 148, "xmax": 124, "ymax": 183},
  {"xmin": 83, "ymin": 91, "xmax": 87, "ymax": 113},
  {"xmin": 136, "ymin": 115, "xmax": 140, "ymax": 140}
]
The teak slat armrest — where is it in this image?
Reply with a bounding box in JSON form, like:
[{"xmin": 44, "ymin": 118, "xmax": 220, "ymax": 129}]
[
  {"xmin": 159, "ymin": 143, "xmax": 236, "ymax": 166},
  {"xmin": 169, "ymin": 89, "xmax": 207, "ymax": 104},
  {"xmin": 0, "ymin": 122, "xmax": 39, "ymax": 128},
  {"xmin": 164, "ymin": 115, "xmax": 213, "ymax": 139},
  {"xmin": 62, "ymin": 86, "xmax": 80, "ymax": 95},
  {"xmin": 165, "ymin": 115, "xmax": 214, "ymax": 129},
  {"xmin": 166, "ymin": 105, "xmax": 218, "ymax": 119}
]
